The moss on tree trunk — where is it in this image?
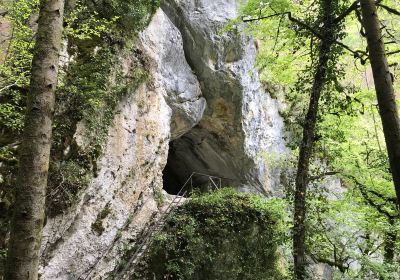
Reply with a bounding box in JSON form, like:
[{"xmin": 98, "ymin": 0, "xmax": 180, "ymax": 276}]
[{"xmin": 4, "ymin": 0, "xmax": 65, "ymax": 279}]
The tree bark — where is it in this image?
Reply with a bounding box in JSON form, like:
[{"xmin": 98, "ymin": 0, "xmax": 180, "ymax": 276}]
[
  {"xmin": 293, "ymin": 1, "xmax": 335, "ymax": 279},
  {"xmin": 4, "ymin": 0, "xmax": 65, "ymax": 279},
  {"xmin": 360, "ymin": 0, "xmax": 400, "ymax": 206}
]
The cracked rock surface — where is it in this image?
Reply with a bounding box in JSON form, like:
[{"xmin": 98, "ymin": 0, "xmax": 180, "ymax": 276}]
[
  {"xmin": 40, "ymin": 1, "xmax": 287, "ymax": 278},
  {"xmin": 161, "ymin": 0, "xmax": 287, "ymax": 193}
]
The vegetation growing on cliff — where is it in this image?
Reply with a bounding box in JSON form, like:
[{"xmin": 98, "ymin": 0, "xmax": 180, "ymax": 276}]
[
  {"xmin": 0, "ymin": 0, "xmax": 399, "ymax": 279},
  {"xmin": 130, "ymin": 189, "xmax": 289, "ymax": 280},
  {"xmin": 0, "ymin": 0, "xmax": 158, "ymax": 276}
]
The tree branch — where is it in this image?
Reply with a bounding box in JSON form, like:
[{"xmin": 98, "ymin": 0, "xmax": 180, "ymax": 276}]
[
  {"xmin": 387, "ymin": 49, "xmax": 400, "ymax": 56},
  {"xmin": 377, "ymin": 3, "xmax": 400, "ymax": 16},
  {"xmin": 333, "ymin": 1, "xmax": 360, "ymax": 24},
  {"xmin": 243, "ymin": 12, "xmax": 323, "ymax": 38},
  {"xmin": 348, "ymin": 176, "xmax": 399, "ymax": 219},
  {"xmin": 310, "ymin": 171, "xmax": 339, "ymax": 181},
  {"xmin": 242, "ymin": 11, "xmax": 368, "ymax": 63},
  {"xmin": 309, "ymin": 253, "xmax": 349, "ymax": 273},
  {"xmin": 242, "ymin": 12, "xmax": 288, "ymax": 23}
]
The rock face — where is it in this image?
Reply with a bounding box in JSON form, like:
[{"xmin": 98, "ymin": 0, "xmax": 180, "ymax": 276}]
[
  {"xmin": 161, "ymin": 0, "xmax": 287, "ymax": 194},
  {"xmin": 40, "ymin": 0, "xmax": 287, "ymax": 278}
]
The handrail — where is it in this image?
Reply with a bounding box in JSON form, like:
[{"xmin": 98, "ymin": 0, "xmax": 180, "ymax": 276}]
[
  {"xmin": 78, "ymin": 171, "xmax": 229, "ymax": 280},
  {"xmin": 116, "ymin": 171, "xmax": 226, "ymax": 279}
]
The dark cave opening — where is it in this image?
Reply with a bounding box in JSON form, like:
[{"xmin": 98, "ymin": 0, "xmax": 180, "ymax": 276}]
[
  {"xmin": 162, "ymin": 128, "xmax": 241, "ymax": 195},
  {"xmin": 162, "ymin": 135, "xmax": 210, "ymax": 195}
]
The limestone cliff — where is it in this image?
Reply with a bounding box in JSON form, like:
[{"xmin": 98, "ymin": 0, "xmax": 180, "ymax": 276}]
[{"xmin": 39, "ymin": 0, "xmax": 287, "ymax": 278}]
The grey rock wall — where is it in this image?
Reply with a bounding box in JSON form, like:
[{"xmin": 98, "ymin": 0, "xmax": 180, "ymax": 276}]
[
  {"xmin": 161, "ymin": 0, "xmax": 287, "ymax": 193},
  {"xmin": 40, "ymin": 1, "xmax": 287, "ymax": 278}
]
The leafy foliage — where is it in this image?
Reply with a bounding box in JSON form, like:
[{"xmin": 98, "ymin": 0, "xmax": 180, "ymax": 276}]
[
  {"xmin": 0, "ymin": 0, "xmax": 159, "ymax": 271},
  {"xmin": 0, "ymin": 0, "xmax": 38, "ymax": 143},
  {"xmin": 132, "ymin": 189, "xmax": 289, "ymax": 280},
  {"xmin": 239, "ymin": 0, "xmax": 400, "ymax": 278}
]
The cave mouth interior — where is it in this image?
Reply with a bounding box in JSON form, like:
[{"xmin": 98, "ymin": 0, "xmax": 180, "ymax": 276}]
[
  {"xmin": 162, "ymin": 136, "xmax": 210, "ymax": 196},
  {"xmin": 162, "ymin": 128, "xmax": 240, "ymax": 196}
]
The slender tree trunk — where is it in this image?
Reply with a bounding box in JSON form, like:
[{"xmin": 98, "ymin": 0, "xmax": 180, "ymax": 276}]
[
  {"xmin": 360, "ymin": 0, "xmax": 400, "ymax": 206},
  {"xmin": 4, "ymin": 0, "xmax": 65, "ymax": 279},
  {"xmin": 293, "ymin": 1, "xmax": 335, "ymax": 279}
]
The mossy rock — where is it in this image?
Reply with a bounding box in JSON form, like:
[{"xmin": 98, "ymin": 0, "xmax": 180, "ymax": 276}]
[{"xmin": 131, "ymin": 188, "xmax": 287, "ymax": 280}]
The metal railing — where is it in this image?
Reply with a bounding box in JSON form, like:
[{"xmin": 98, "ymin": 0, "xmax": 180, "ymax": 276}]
[{"xmin": 115, "ymin": 172, "xmax": 225, "ymax": 279}]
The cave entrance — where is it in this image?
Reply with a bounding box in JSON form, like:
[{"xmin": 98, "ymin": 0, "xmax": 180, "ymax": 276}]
[{"xmin": 162, "ymin": 127, "xmax": 240, "ymax": 195}]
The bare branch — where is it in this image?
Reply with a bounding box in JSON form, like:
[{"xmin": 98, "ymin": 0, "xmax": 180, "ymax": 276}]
[
  {"xmin": 377, "ymin": 3, "xmax": 400, "ymax": 16},
  {"xmin": 387, "ymin": 49, "xmax": 400, "ymax": 56},
  {"xmin": 310, "ymin": 171, "xmax": 339, "ymax": 181},
  {"xmin": 242, "ymin": 12, "xmax": 288, "ymax": 23}
]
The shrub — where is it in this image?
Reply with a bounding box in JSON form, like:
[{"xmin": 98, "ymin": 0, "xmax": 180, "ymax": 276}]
[{"xmin": 132, "ymin": 188, "xmax": 288, "ymax": 280}]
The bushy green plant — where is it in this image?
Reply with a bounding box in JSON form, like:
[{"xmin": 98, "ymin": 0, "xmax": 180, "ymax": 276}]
[
  {"xmin": 83, "ymin": 0, "xmax": 159, "ymax": 40},
  {"xmin": 132, "ymin": 188, "xmax": 290, "ymax": 280}
]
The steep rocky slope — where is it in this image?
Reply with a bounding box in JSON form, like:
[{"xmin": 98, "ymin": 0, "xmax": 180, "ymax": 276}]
[{"xmin": 39, "ymin": 0, "xmax": 287, "ymax": 278}]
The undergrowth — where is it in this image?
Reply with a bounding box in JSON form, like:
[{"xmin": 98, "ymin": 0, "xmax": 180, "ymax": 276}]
[{"xmin": 129, "ymin": 188, "xmax": 289, "ymax": 280}]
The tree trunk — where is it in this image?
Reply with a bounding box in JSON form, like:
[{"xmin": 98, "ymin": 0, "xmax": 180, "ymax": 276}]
[
  {"xmin": 293, "ymin": 1, "xmax": 335, "ymax": 279},
  {"xmin": 360, "ymin": 0, "xmax": 400, "ymax": 206},
  {"xmin": 4, "ymin": 0, "xmax": 65, "ymax": 279}
]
